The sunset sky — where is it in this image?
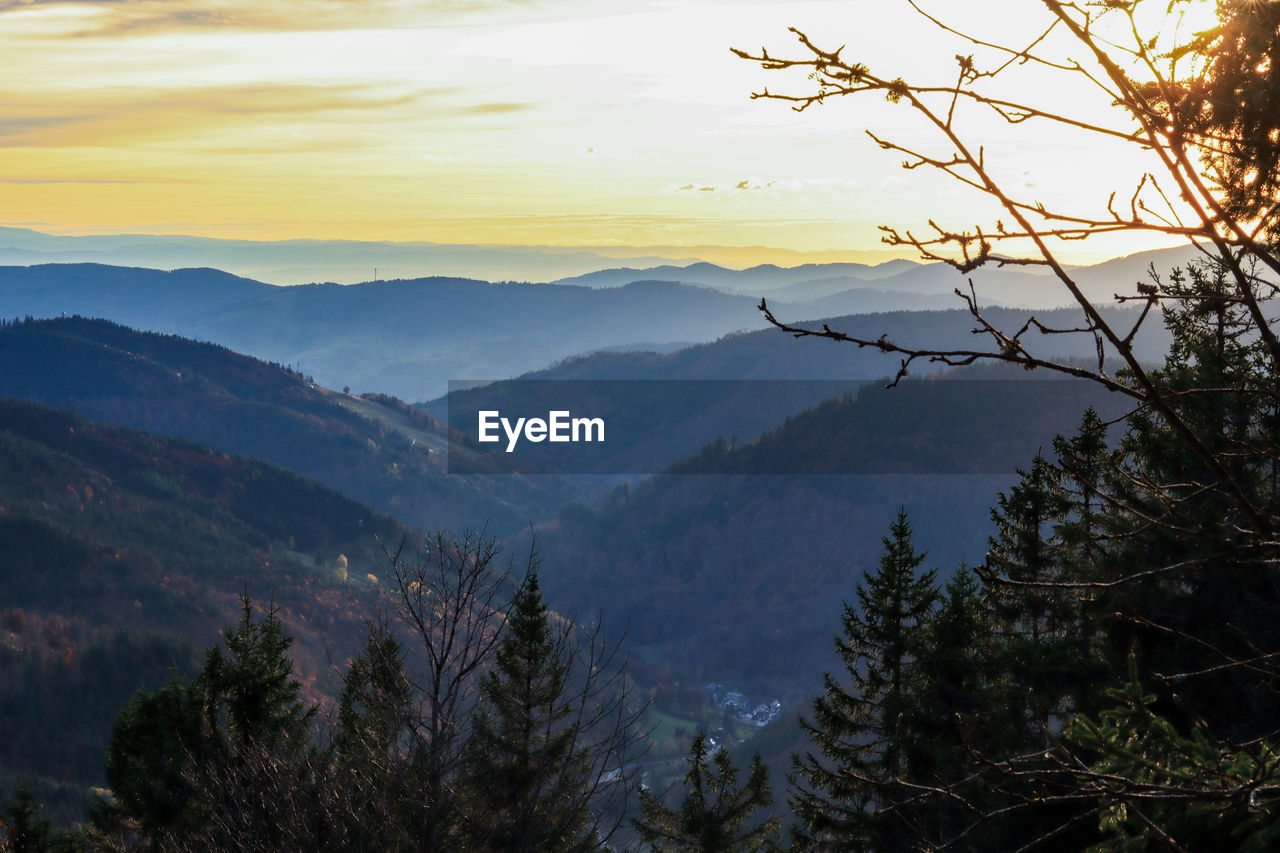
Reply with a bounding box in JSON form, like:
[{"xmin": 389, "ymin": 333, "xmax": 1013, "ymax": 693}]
[{"xmin": 1, "ymin": 0, "xmax": 1215, "ymax": 264}]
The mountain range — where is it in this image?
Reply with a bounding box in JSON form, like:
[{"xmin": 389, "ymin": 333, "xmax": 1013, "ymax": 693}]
[
  {"xmin": 0, "ymin": 248, "xmax": 1189, "ymax": 401},
  {"xmin": 0, "ymin": 317, "xmax": 583, "ymax": 535},
  {"xmin": 0, "ymin": 245, "xmax": 1197, "ymax": 824}
]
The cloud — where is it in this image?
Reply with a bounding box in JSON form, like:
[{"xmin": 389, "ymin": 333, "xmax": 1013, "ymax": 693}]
[
  {"xmin": 459, "ymin": 101, "xmax": 529, "ymax": 116},
  {"xmin": 0, "ymin": 83, "xmax": 500, "ymax": 148},
  {"xmin": 0, "ymin": 177, "xmax": 177, "ymax": 183},
  {"xmin": 0, "ymin": 0, "xmax": 515, "ymax": 37},
  {"xmin": 669, "ymin": 177, "xmax": 859, "ymax": 196}
]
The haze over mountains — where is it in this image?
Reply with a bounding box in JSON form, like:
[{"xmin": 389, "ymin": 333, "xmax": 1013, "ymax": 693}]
[
  {"xmin": 0, "ymin": 241, "xmax": 1193, "ymax": 400},
  {"xmin": 0, "ymin": 227, "xmax": 688, "ymax": 285}
]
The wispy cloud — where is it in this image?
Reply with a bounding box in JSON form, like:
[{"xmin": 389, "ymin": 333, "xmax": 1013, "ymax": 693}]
[
  {"xmin": 0, "ymin": 0, "xmax": 518, "ymax": 37},
  {"xmin": 459, "ymin": 101, "xmax": 529, "ymax": 116},
  {"xmin": 0, "ymin": 83, "xmax": 500, "ymax": 148},
  {"xmin": 669, "ymin": 176, "xmax": 863, "ymax": 195}
]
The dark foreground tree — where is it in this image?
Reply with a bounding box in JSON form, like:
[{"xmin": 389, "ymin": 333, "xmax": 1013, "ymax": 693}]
[
  {"xmin": 459, "ymin": 569, "xmax": 643, "ymax": 851},
  {"xmin": 632, "ymin": 734, "xmax": 781, "ymax": 852},
  {"xmin": 328, "ymin": 622, "xmax": 420, "ymax": 852},
  {"xmin": 738, "ymin": 1, "xmax": 1280, "ymax": 846},
  {"xmin": 2, "ymin": 785, "xmax": 52, "ymax": 853},
  {"xmin": 789, "ymin": 510, "xmax": 937, "ymax": 850},
  {"xmin": 96, "ymin": 538, "xmax": 647, "ymax": 851},
  {"xmin": 384, "ymin": 530, "xmax": 646, "ymax": 850},
  {"xmin": 103, "ymin": 595, "xmax": 316, "ymax": 851}
]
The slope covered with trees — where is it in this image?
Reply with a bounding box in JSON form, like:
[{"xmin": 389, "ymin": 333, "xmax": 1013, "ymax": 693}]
[
  {"xmin": 532, "ymin": 370, "xmax": 1128, "ymax": 689},
  {"xmin": 0, "ymin": 398, "xmax": 402, "ymax": 821},
  {"xmin": 0, "ymin": 316, "xmax": 579, "ymax": 534}
]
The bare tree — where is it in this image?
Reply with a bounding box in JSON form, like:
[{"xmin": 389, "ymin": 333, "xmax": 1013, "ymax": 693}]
[
  {"xmin": 383, "ymin": 530, "xmax": 648, "ymax": 850},
  {"xmin": 735, "ymin": 2, "xmax": 1280, "ymax": 848},
  {"xmin": 382, "ymin": 528, "xmax": 516, "ymax": 849},
  {"xmin": 735, "ymin": 0, "xmax": 1280, "ymax": 536}
]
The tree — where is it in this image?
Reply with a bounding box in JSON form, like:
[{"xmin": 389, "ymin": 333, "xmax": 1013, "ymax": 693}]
[
  {"xmin": 632, "ymin": 734, "xmax": 781, "ymax": 852},
  {"xmin": 789, "ymin": 510, "xmax": 938, "ymax": 850},
  {"xmin": 328, "ymin": 621, "xmax": 420, "ymax": 852},
  {"xmin": 459, "ymin": 570, "xmax": 596, "ymax": 851},
  {"xmin": 985, "ymin": 452, "xmax": 1087, "ymax": 736},
  {"xmin": 2, "ymin": 785, "xmax": 52, "ymax": 853},
  {"xmin": 386, "ymin": 531, "xmax": 646, "ymax": 851},
  {"xmin": 381, "ymin": 529, "xmax": 521, "ymax": 850},
  {"xmin": 1160, "ymin": 2, "xmax": 1280, "ymax": 240},
  {"xmin": 737, "ymin": 2, "xmax": 1280, "ymax": 846},
  {"xmin": 103, "ymin": 595, "xmax": 317, "ymax": 851},
  {"xmin": 896, "ymin": 568, "xmax": 1008, "ymax": 850},
  {"xmin": 736, "ymin": 0, "xmax": 1280, "ymax": 531}
]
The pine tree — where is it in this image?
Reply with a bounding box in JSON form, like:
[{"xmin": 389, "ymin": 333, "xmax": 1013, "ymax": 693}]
[
  {"xmin": 633, "ymin": 734, "xmax": 780, "ymax": 852},
  {"xmin": 899, "ymin": 568, "xmax": 1004, "ymax": 849},
  {"xmin": 104, "ymin": 675, "xmax": 206, "ymax": 841},
  {"xmin": 789, "ymin": 509, "xmax": 938, "ymax": 850},
  {"xmin": 460, "ymin": 571, "xmax": 595, "ymax": 852},
  {"xmin": 2, "ymin": 784, "xmax": 52, "ymax": 853},
  {"xmin": 104, "ymin": 594, "xmax": 317, "ymax": 850},
  {"xmin": 330, "ymin": 622, "xmax": 420, "ymax": 852},
  {"xmin": 985, "ymin": 451, "xmax": 1090, "ymax": 737}
]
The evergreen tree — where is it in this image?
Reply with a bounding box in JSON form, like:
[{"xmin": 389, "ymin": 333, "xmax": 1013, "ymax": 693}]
[
  {"xmin": 104, "ymin": 675, "xmax": 206, "ymax": 843},
  {"xmin": 986, "ymin": 452, "xmax": 1081, "ymax": 727},
  {"xmin": 899, "ymin": 568, "xmax": 1006, "ymax": 849},
  {"xmin": 633, "ymin": 734, "xmax": 780, "ymax": 852},
  {"xmin": 789, "ymin": 509, "xmax": 938, "ymax": 850},
  {"xmin": 103, "ymin": 595, "xmax": 317, "ymax": 851},
  {"xmin": 460, "ymin": 571, "xmax": 596, "ymax": 852},
  {"xmin": 1067, "ymin": 657, "xmax": 1280, "ymax": 853},
  {"xmin": 329, "ymin": 622, "xmax": 420, "ymax": 852},
  {"xmin": 2, "ymin": 784, "xmax": 52, "ymax": 853}
]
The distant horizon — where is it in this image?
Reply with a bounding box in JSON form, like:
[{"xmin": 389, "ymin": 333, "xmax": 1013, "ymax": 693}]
[
  {"xmin": 0, "ymin": 224, "xmax": 1185, "ymax": 285},
  {"xmin": 0, "ymin": 0, "xmax": 1207, "ymax": 270}
]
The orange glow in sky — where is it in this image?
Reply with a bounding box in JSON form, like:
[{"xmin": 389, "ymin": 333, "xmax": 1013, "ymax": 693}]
[{"xmin": 0, "ymin": 0, "xmax": 1217, "ymax": 263}]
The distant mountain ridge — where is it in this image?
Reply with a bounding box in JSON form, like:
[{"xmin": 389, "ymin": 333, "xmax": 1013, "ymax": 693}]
[
  {"xmin": 551, "ymin": 244, "xmax": 1203, "ymax": 309},
  {"xmin": 0, "ymin": 226, "xmax": 904, "ymax": 285},
  {"xmin": 532, "ymin": 371, "xmax": 1133, "ymax": 690},
  {"xmin": 552, "ymin": 259, "xmax": 923, "ymax": 290},
  {"xmin": 465, "ymin": 304, "xmax": 1173, "ymax": 384},
  {"xmin": 0, "ymin": 264, "xmax": 780, "ymax": 398},
  {"xmin": 0, "ymin": 226, "xmax": 689, "ymax": 285},
  {"xmin": 0, "ymin": 316, "xmax": 582, "ymax": 534}
]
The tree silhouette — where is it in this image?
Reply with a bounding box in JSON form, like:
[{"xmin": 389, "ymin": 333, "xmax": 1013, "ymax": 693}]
[{"xmin": 633, "ymin": 734, "xmax": 780, "ymax": 852}]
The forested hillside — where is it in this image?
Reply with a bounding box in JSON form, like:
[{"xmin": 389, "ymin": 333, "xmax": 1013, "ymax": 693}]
[
  {"xmin": 0, "ymin": 399, "xmax": 401, "ymax": 820},
  {"xmin": 0, "ymin": 317, "xmax": 581, "ymax": 534},
  {"xmin": 532, "ymin": 374, "xmax": 1130, "ymax": 688}
]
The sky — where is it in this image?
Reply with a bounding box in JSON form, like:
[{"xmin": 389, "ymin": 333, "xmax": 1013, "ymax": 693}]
[{"xmin": 0, "ymin": 0, "xmax": 1217, "ymax": 265}]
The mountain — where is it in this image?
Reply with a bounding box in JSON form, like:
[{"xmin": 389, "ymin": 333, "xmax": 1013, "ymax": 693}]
[
  {"xmin": 529, "ymin": 372, "xmax": 1134, "ymax": 694},
  {"xmin": 0, "ymin": 397, "xmax": 406, "ymax": 820},
  {"xmin": 523, "ymin": 304, "xmax": 1172, "ymax": 380},
  {"xmin": 423, "ymin": 303, "xmax": 1169, "ymax": 477},
  {"xmin": 0, "ymin": 227, "xmax": 689, "ymax": 285},
  {"xmin": 553, "ymin": 260, "xmax": 923, "ymax": 291},
  {"xmin": 0, "ymin": 226, "xmax": 904, "ymax": 285},
  {"xmin": 0, "ymin": 266, "xmax": 783, "ymax": 399},
  {"xmin": 0, "ymin": 248, "xmax": 1196, "ymax": 401},
  {"xmin": 442, "ymin": 304, "xmax": 1174, "ymax": 386},
  {"xmin": 0, "ymin": 263, "xmax": 272, "ymax": 329},
  {"xmin": 551, "ymin": 246, "xmax": 1204, "ymax": 308},
  {"xmin": 0, "ymin": 317, "xmax": 582, "ymax": 534}
]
